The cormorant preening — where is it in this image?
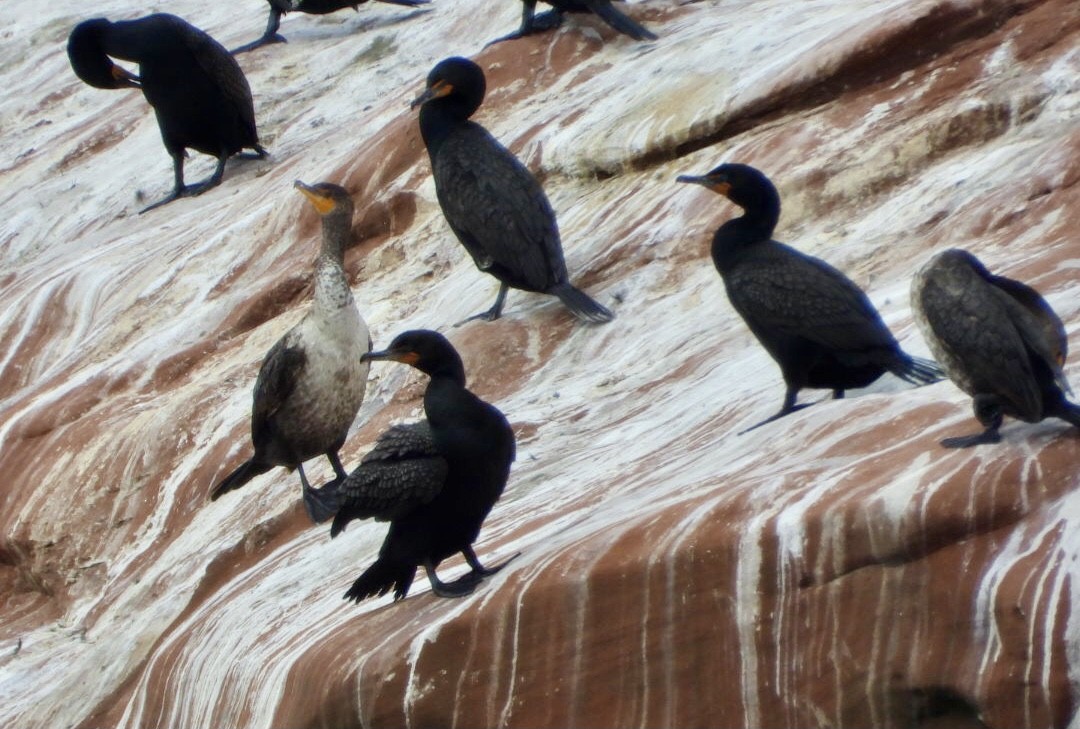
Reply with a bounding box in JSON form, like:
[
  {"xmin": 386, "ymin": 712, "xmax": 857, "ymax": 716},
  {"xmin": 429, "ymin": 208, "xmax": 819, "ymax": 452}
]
[
  {"xmin": 412, "ymin": 57, "xmax": 614, "ymax": 324},
  {"xmin": 677, "ymin": 163, "xmax": 943, "ymax": 433},
  {"xmin": 912, "ymin": 248, "xmax": 1079, "ymax": 447},
  {"xmin": 332, "ymin": 330, "xmax": 517, "ymax": 602},
  {"xmin": 67, "ymin": 14, "xmax": 267, "ymax": 213},
  {"xmin": 210, "ymin": 182, "xmax": 371, "ymax": 523},
  {"xmin": 233, "ymin": 0, "xmax": 431, "ymax": 54},
  {"xmin": 491, "ymin": 0, "xmax": 657, "ymax": 43}
]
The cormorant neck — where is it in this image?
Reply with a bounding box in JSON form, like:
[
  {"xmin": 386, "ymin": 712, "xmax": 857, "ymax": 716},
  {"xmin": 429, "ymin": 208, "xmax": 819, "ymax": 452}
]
[
  {"xmin": 425, "ymin": 357, "xmax": 467, "ymax": 387},
  {"xmin": 732, "ymin": 182, "xmax": 780, "ymax": 236},
  {"xmin": 319, "ymin": 211, "xmax": 351, "ymax": 263},
  {"xmin": 710, "ymin": 215, "xmax": 775, "ymax": 273},
  {"xmin": 418, "ymin": 98, "xmax": 475, "ymax": 158}
]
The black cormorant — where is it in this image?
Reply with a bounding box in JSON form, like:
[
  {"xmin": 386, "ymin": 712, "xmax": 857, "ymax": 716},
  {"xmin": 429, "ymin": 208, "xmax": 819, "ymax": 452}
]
[
  {"xmin": 67, "ymin": 14, "xmax": 267, "ymax": 213},
  {"xmin": 491, "ymin": 0, "xmax": 657, "ymax": 43},
  {"xmin": 411, "ymin": 57, "xmax": 614, "ymax": 324},
  {"xmin": 331, "ymin": 329, "xmax": 517, "ymax": 602},
  {"xmin": 677, "ymin": 163, "xmax": 943, "ymax": 432},
  {"xmin": 210, "ymin": 181, "xmax": 371, "ymax": 522},
  {"xmin": 912, "ymin": 248, "xmax": 1079, "ymax": 447},
  {"xmin": 233, "ymin": 0, "xmax": 431, "ymax": 54}
]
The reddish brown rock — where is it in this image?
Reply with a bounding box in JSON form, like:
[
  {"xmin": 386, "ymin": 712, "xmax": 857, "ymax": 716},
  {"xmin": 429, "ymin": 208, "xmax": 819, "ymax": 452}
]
[{"xmin": 1, "ymin": 1, "xmax": 1079, "ymax": 728}]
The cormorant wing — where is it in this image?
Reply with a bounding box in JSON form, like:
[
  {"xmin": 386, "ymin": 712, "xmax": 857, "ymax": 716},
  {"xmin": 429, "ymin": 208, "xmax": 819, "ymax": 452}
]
[
  {"xmin": 918, "ymin": 267, "xmax": 1043, "ymax": 417},
  {"xmin": 250, "ymin": 339, "xmax": 307, "ymax": 449},
  {"xmin": 725, "ymin": 243, "xmax": 899, "ymax": 354},
  {"xmin": 988, "ymin": 279, "xmax": 1071, "ymax": 396},
  {"xmin": 337, "ymin": 422, "xmax": 448, "ymax": 523},
  {"xmin": 989, "ymin": 274, "xmax": 1070, "ymax": 386},
  {"xmin": 175, "ymin": 17, "xmax": 259, "ymax": 135},
  {"xmin": 434, "ymin": 123, "xmax": 565, "ymax": 291}
]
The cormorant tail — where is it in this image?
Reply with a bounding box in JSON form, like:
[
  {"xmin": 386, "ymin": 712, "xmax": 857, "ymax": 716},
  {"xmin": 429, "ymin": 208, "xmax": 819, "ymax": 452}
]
[
  {"xmin": 891, "ymin": 354, "xmax": 945, "ymax": 387},
  {"xmin": 329, "ymin": 505, "xmax": 357, "ymax": 539},
  {"xmin": 210, "ymin": 459, "xmax": 272, "ymax": 500},
  {"xmin": 590, "ymin": 0, "xmax": 658, "ymax": 41},
  {"xmin": 552, "ymin": 282, "xmax": 614, "ymax": 324},
  {"xmin": 344, "ymin": 558, "xmax": 416, "ymax": 603}
]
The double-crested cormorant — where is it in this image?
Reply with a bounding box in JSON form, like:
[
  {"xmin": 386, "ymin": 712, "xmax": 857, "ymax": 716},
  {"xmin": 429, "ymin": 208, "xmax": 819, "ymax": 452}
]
[
  {"xmin": 491, "ymin": 0, "xmax": 657, "ymax": 43},
  {"xmin": 677, "ymin": 163, "xmax": 943, "ymax": 432},
  {"xmin": 233, "ymin": 0, "xmax": 431, "ymax": 54},
  {"xmin": 912, "ymin": 248, "xmax": 1080, "ymax": 447},
  {"xmin": 412, "ymin": 57, "xmax": 614, "ymax": 324},
  {"xmin": 210, "ymin": 182, "xmax": 371, "ymax": 522},
  {"xmin": 331, "ymin": 329, "xmax": 517, "ymax": 602},
  {"xmin": 67, "ymin": 14, "xmax": 267, "ymax": 213}
]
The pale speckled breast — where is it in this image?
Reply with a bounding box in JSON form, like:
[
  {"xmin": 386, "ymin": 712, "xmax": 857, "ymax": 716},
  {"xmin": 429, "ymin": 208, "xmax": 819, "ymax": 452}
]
[{"xmin": 275, "ymin": 301, "xmax": 371, "ymax": 460}]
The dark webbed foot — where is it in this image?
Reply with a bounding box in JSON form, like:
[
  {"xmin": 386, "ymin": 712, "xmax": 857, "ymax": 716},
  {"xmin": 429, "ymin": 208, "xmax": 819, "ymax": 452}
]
[
  {"xmin": 303, "ymin": 479, "xmax": 342, "ymax": 523},
  {"xmin": 940, "ymin": 428, "xmax": 1002, "ymax": 449},
  {"xmin": 425, "ymin": 561, "xmax": 481, "ymax": 598},
  {"xmin": 139, "ymin": 189, "xmax": 183, "ymax": 214},
  {"xmin": 433, "ymin": 571, "xmax": 484, "ymax": 597},
  {"xmin": 463, "ymin": 546, "xmax": 519, "ymax": 578},
  {"xmin": 231, "ymin": 34, "xmax": 287, "ymax": 54},
  {"xmin": 454, "ymin": 307, "xmax": 503, "ymax": 326},
  {"xmin": 737, "ymin": 403, "xmax": 812, "ymax": 435},
  {"xmin": 487, "ymin": 10, "xmax": 564, "ymax": 44}
]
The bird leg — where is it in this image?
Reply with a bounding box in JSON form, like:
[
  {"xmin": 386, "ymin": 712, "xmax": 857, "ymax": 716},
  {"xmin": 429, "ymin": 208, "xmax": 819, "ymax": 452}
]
[
  {"xmin": 462, "ymin": 545, "xmax": 519, "ymax": 578},
  {"xmin": 832, "ymin": 389, "xmax": 845, "ymax": 399},
  {"xmin": 424, "ymin": 560, "xmax": 481, "ymax": 598},
  {"xmin": 231, "ymin": 8, "xmax": 288, "ymax": 54},
  {"xmin": 737, "ymin": 386, "xmax": 812, "ymax": 435},
  {"xmin": 139, "ymin": 152, "xmax": 188, "ymax": 213},
  {"xmin": 235, "ymin": 144, "xmax": 270, "ymax": 161},
  {"xmin": 456, "ymin": 283, "xmax": 509, "ymax": 325},
  {"xmin": 182, "ymin": 153, "xmax": 228, "ymax": 197},
  {"xmin": 298, "ymin": 463, "xmax": 340, "ymax": 524},
  {"xmin": 487, "ymin": 0, "xmax": 563, "ymax": 44},
  {"xmin": 940, "ymin": 394, "xmax": 1003, "ymax": 448}
]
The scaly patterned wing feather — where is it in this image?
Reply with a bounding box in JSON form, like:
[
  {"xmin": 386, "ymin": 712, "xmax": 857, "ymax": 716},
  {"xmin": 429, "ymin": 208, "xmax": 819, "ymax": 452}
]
[
  {"xmin": 338, "ymin": 422, "xmax": 448, "ymax": 522},
  {"xmin": 434, "ymin": 123, "xmax": 565, "ymax": 291},
  {"xmin": 250, "ymin": 338, "xmax": 306, "ymax": 449},
  {"xmin": 176, "ymin": 17, "xmax": 259, "ymax": 138},
  {"xmin": 919, "ymin": 268, "xmax": 1042, "ymax": 418},
  {"xmin": 725, "ymin": 243, "xmax": 898, "ymax": 354}
]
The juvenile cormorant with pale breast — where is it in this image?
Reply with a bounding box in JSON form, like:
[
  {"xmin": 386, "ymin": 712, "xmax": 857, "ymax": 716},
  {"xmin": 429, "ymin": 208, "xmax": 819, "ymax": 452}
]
[
  {"xmin": 491, "ymin": 0, "xmax": 657, "ymax": 43},
  {"xmin": 677, "ymin": 163, "xmax": 943, "ymax": 433},
  {"xmin": 912, "ymin": 248, "xmax": 1080, "ymax": 447},
  {"xmin": 67, "ymin": 14, "xmax": 266, "ymax": 213},
  {"xmin": 331, "ymin": 330, "xmax": 517, "ymax": 602},
  {"xmin": 233, "ymin": 0, "xmax": 431, "ymax": 54},
  {"xmin": 412, "ymin": 57, "xmax": 614, "ymax": 324},
  {"xmin": 210, "ymin": 182, "xmax": 371, "ymax": 523}
]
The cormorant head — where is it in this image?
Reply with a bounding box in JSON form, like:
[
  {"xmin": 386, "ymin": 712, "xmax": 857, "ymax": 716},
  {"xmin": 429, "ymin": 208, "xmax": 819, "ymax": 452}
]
[
  {"xmin": 676, "ymin": 163, "xmax": 780, "ymax": 218},
  {"xmin": 410, "ymin": 56, "xmax": 486, "ymax": 119},
  {"xmin": 294, "ymin": 180, "xmax": 355, "ymax": 218},
  {"xmin": 67, "ymin": 18, "xmax": 140, "ymax": 89},
  {"xmin": 362, "ymin": 330, "xmax": 466, "ymax": 383}
]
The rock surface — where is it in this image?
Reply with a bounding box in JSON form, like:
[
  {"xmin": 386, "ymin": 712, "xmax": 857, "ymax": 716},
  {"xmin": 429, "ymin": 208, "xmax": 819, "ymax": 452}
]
[{"xmin": 1, "ymin": 0, "xmax": 1079, "ymax": 727}]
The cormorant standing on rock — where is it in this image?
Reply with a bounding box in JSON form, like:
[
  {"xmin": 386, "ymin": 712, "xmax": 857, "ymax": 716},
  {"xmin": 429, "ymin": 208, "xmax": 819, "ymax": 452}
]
[
  {"xmin": 912, "ymin": 248, "xmax": 1080, "ymax": 447},
  {"xmin": 412, "ymin": 57, "xmax": 614, "ymax": 324},
  {"xmin": 210, "ymin": 182, "xmax": 371, "ymax": 523},
  {"xmin": 233, "ymin": 0, "xmax": 431, "ymax": 54},
  {"xmin": 67, "ymin": 14, "xmax": 267, "ymax": 213},
  {"xmin": 331, "ymin": 330, "xmax": 517, "ymax": 602},
  {"xmin": 677, "ymin": 163, "xmax": 942, "ymax": 433},
  {"xmin": 491, "ymin": 0, "xmax": 657, "ymax": 43}
]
